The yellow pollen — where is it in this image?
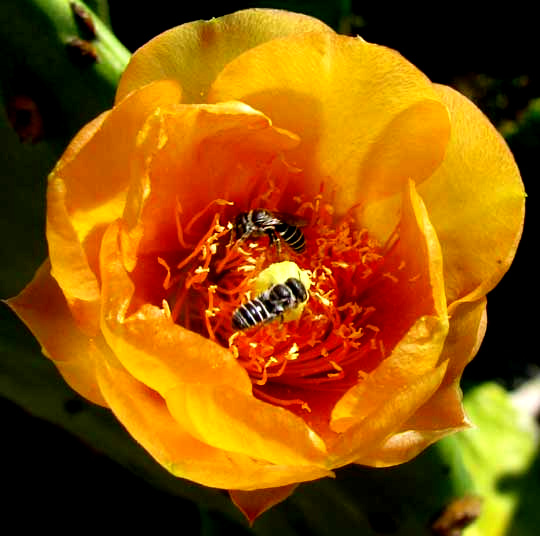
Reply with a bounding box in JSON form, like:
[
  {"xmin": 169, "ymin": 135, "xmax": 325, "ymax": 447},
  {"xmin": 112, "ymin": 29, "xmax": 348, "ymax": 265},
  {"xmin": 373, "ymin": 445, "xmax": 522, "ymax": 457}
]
[
  {"xmin": 312, "ymin": 291, "xmax": 332, "ymax": 307},
  {"xmin": 216, "ymin": 199, "xmax": 234, "ymax": 207},
  {"xmin": 328, "ymin": 360, "xmax": 343, "ymax": 376},
  {"xmin": 331, "ymin": 261, "xmax": 350, "ymax": 268},
  {"xmin": 162, "ymin": 299, "xmax": 172, "ymax": 320},
  {"xmin": 287, "ymin": 343, "xmax": 299, "ymax": 360},
  {"xmin": 383, "ymin": 272, "xmax": 399, "ymax": 283}
]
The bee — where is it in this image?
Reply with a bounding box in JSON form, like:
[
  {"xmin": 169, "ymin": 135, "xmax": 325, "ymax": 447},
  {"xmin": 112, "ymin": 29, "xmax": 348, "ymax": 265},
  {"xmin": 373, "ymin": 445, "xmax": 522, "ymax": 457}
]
[
  {"xmin": 233, "ymin": 209, "xmax": 306, "ymax": 253},
  {"xmin": 232, "ymin": 277, "xmax": 308, "ymax": 330}
]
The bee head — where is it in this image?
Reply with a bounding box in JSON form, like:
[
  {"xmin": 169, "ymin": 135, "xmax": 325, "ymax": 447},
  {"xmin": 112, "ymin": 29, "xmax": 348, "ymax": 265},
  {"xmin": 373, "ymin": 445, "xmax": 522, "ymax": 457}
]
[{"xmin": 285, "ymin": 277, "xmax": 308, "ymax": 303}]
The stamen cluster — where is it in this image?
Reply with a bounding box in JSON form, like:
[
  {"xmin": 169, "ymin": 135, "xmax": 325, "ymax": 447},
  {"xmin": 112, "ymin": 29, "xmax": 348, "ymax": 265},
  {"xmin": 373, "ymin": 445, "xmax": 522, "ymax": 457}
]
[{"xmin": 157, "ymin": 192, "xmax": 397, "ymax": 412}]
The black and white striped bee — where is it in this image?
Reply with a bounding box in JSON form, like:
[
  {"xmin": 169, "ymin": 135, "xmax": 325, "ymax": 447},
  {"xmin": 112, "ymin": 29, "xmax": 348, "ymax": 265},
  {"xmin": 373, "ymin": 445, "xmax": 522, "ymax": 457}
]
[
  {"xmin": 233, "ymin": 209, "xmax": 306, "ymax": 254},
  {"xmin": 232, "ymin": 277, "xmax": 308, "ymax": 330}
]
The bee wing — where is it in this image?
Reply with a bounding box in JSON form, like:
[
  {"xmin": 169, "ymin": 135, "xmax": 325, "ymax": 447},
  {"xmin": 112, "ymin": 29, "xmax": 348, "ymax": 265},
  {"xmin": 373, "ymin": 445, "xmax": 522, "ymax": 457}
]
[{"xmin": 272, "ymin": 211, "xmax": 308, "ymax": 227}]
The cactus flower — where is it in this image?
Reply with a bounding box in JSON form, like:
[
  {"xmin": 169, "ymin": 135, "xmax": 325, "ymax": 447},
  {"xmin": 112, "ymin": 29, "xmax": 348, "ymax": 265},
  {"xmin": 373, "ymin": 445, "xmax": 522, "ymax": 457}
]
[{"xmin": 7, "ymin": 9, "xmax": 525, "ymax": 522}]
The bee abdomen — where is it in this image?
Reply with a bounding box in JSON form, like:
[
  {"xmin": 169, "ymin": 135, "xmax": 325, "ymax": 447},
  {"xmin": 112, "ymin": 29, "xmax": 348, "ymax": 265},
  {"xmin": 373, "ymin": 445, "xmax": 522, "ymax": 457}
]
[
  {"xmin": 232, "ymin": 298, "xmax": 272, "ymax": 330},
  {"xmin": 276, "ymin": 223, "xmax": 306, "ymax": 252},
  {"xmin": 232, "ymin": 278, "xmax": 307, "ymax": 331}
]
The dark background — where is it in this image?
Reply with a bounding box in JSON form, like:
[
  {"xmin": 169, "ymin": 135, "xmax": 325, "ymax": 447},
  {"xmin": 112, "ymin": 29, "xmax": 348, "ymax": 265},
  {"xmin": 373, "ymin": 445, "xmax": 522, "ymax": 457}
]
[{"xmin": 3, "ymin": 1, "xmax": 537, "ymax": 533}]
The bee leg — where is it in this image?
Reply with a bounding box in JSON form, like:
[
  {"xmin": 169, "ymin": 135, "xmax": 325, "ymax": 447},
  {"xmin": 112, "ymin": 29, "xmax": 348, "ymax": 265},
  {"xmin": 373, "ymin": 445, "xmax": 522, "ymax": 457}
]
[
  {"xmin": 226, "ymin": 228, "xmax": 237, "ymax": 248},
  {"xmin": 268, "ymin": 231, "xmax": 282, "ymax": 259}
]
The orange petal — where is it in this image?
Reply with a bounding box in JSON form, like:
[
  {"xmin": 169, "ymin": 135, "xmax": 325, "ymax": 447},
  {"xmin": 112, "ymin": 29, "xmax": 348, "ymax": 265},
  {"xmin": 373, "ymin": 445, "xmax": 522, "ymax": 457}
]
[
  {"xmin": 363, "ymin": 178, "xmax": 447, "ymax": 348},
  {"xmin": 418, "ymin": 84, "xmax": 525, "ymax": 305},
  {"xmin": 5, "ymin": 260, "xmax": 106, "ymax": 406},
  {"xmin": 47, "ymin": 80, "xmax": 182, "ymax": 333},
  {"xmin": 99, "ymin": 221, "xmax": 252, "ymax": 395},
  {"xmin": 331, "ymin": 314, "xmax": 448, "ymax": 432},
  {"xmin": 354, "ymin": 429, "xmax": 459, "ymax": 468},
  {"xmin": 442, "ymin": 297, "xmax": 487, "ymax": 385},
  {"xmin": 95, "ymin": 350, "xmax": 332, "ymax": 489},
  {"xmin": 331, "ymin": 360, "xmax": 448, "ymax": 466},
  {"xmin": 51, "ymin": 80, "xmax": 182, "ymax": 243},
  {"xmin": 354, "ymin": 298, "xmax": 486, "ymax": 467},
  {"xmin": 405, "ymin": 382, "xmax": 470, "ymax": 432},
  {"xmin": 354, "ymin": 382, "xmax": 472, "ymax": 467},
  {"xmin": 229, "ymin": 485, "xmax": 298, "ymax": 525},
  {"xmin": 331, "ymin": 180, "xmax": 448, "ymax": 432},
  {"xmin": 57, "ymin": 112, "xmax": 109, "ymax": 171},
  {"xmin": 116, "ymin": 9, "xmax": 335, "ymax": 104},
  {"xmin": 165, "ymin": 382, "xmax": 327, "ymax": 467},
  {"xmin": 209, "ymin": 32, "xmax": 450, "ymax": 212},
  {"xmin": 124, "ymin": 101, "xmax": 299, "ymax": 254},
  {"xmin": 46, "ymin": 176, "xmax": 101, "ymax": 334}
]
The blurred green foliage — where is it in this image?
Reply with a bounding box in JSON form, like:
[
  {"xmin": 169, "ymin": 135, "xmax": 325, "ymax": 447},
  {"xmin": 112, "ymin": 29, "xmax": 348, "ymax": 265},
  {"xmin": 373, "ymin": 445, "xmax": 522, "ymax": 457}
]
[{"xmin": 459, "ymin": 384, "xmax": 539, "ymax": 536}]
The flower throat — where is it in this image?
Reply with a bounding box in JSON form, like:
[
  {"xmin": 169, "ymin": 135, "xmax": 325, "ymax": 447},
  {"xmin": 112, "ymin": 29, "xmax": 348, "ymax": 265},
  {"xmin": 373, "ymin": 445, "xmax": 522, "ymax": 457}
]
[{"xmin": 157, "ymin": 189, "xmax": 398, "ymax": 412}]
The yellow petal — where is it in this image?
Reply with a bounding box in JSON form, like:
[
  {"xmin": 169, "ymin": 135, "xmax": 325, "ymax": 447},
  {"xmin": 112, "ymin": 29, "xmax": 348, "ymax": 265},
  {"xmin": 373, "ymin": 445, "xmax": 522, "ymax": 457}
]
[
  {"xmin": 165, "ymin": 382, "xmax": 328, "ymax": 467},
  {"xmin": 5, "ymin": 260, "xmax": 106, "ymax": 406},
  {"xmin": 99, "ymin": 221, "xmax": 252, "ymax": 395},
  {"xmin": 419, "ymin": 84, "xmax": 525, "ymax": 305},
  {"xmin": 116, "ymin": 8, "xmax": 335, "ymax": 104},
  {"xmin": 229, "ymin": 485, "xmax": 298, "ymax": 524},
  {"xmin": 47, "ymin": 80, "xmax": 182, "ymax": 332},
  {"xmin": 95, "ymin": 351, "xmax": 332, "ymax": 489},
  {"xmin": 209, "ymin": 32, "xmax": 450, "ymax": 213},
  {"xmin": 331, "ymin": 180, "xmax": 448, "ymax": 432}
]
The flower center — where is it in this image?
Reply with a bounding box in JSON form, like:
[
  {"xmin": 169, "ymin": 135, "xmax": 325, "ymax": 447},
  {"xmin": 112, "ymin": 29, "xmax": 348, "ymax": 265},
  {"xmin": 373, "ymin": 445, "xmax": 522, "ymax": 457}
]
[{"xmin": 158, "ymin": 190, "xmax": 397, "ymax": 412}]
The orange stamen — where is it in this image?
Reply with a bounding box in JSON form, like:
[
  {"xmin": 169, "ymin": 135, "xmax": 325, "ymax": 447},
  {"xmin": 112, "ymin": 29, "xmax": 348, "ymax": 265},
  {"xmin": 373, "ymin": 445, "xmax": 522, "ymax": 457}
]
[{"xmin": 156, "ymin": 185, "xmax": 399, "ymax": 412}]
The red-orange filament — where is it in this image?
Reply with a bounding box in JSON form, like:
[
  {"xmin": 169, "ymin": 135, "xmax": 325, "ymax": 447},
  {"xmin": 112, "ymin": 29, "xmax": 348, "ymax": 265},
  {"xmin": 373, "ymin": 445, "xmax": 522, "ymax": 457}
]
[{"xmin": 158, "ymin": 191, "xmax": 398, "ymax": 411}]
